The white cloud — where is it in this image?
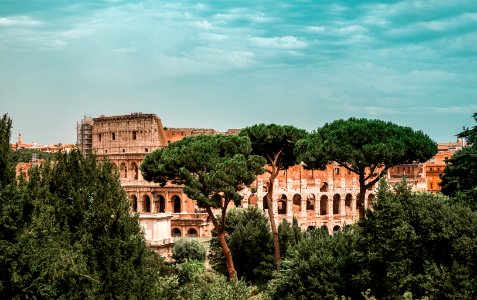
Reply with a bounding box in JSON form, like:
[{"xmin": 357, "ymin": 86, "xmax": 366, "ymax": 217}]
[
  {"xmin": 195, "ymin": 20, "xmax": 212, "ymax": 30},
  {"xmin": 0, "ymin": 16, "xmax": 42, "ymax": 26},
  {"xmin": 306, "ymin": 26, "xmax": 326, "ymax": 32},
  {"xmin": 250, "ymin": 36, "xmax": 307, "ymax": 49}
]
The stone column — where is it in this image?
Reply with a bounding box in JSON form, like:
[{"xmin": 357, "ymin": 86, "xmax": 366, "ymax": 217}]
[
  {"xmin": 165, "ymin": 192, "xmax": 170, "ymax": 212},
  {"xmin": 328, "ymin": 194, "xmax": 333, "ymax": 220},
  {"xmin": 341, "ymin": 194, "xmax": 346, "ymax": 217}
]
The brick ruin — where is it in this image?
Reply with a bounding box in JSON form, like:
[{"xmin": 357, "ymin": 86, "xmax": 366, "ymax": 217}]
[{"xmin": 76, "ymin": 112, "xmax": 379, "ymax": 244}]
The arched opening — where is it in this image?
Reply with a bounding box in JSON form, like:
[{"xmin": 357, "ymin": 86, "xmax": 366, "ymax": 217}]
[
  {"xmin": 131, "ymin": 162, "xmax": 139, "ymax": 180},
  {"xmin": 172, "ymin": 195, "xmax": 181, "ymax": 213},
  {"xmin": 120, "ymin": 162, "xmax": 127, "ymax": 179},
  {"xmin": 143, "ymin": 195, "xmax": 151, "ymax": 213},
  {"xmin": 307, "ymin": 226, "xmax": 316, "ymax": 232},
  {"xmin": 333, "ymin": 225, "xmax": 341, "ymax": 234},
  {"xmin": 248, "ymin": 194, "xmax": 258, "ymax": 207},
  {"xmin": 278, "ymin": 195, "xmax": 287, "ymax": 214},
  {"xmin": 345, "ymin": 194, "xmax": 352, "ymax": 214},
  {"xmin": 130, "ymin": 195, "xmax": 138, "ymax": 212},
  {"xmin": 320, "ymin": 195, "xmax": 328, "ymax": 215},
  {"xmin": 187, "ymin": 228, "xmax": 198, "ymax": 237},
  {"xmin": 333, "ymin": 194, "xmax": 340, "ymax": 214},
  {"xmin": 307, "ymin": 194, "xmax": 315, "ymax": 211},
  {"xmin": 293, "ymin": 194, "xmax": 302, "ymax": 213},
  {"xmin": 320, "ymin": 225, "xmax": 329, "ymax": 235},
  {"xmin": 320, "ymin": 182, "xmax": 328, "ymax": 192},
  {"xmin": 262, "ymin": 195, "xmax": 268, "ymax": 210},
  {"xmin": 155, "ymin": 195, "xmax": 165, "ymax": 213},
  {"xmin": 368, "ymin": 193, "xmax": 375, "ymax": 209},
  {"xmin": 171, "ymin": 228, "xmax": 182, "ymax": 237}
]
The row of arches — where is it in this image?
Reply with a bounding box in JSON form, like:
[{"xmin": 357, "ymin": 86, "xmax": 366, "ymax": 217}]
[
  {"xmin": 130, "ymin": 194, "xmax": 182, "ymax": 213},
  {"xmin": 119, "ymin": 162, "xmax": 140, "ymax": 180},
  {"xmin": 251, "ymin": 193, "xmax": 374, "ymax": 217},
  {"xmin": 171, "ymin": 227, "xmax": 198, "ymax": 237}
]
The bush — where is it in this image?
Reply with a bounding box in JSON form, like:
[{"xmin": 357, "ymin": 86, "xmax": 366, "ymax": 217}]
[{"xmin": 172, "ymin": 238, "xmax": 206, "ymax": 263}]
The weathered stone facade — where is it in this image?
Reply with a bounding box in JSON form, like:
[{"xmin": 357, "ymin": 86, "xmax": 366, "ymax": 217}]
[{"xmin": 85, "ymin": 112, "xmax": 376, "ymax": 237}]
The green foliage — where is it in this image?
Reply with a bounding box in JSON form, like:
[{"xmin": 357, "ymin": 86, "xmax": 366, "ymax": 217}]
[
  {"xmin": 269, "ymin": 182, "xmax": 477, "ymax": 299},
  {"xmin": 440, "ymin": 146, "xmax": 477, "ymax": 198},
  {"xmin": 356, "ymin": 181, "xmax": 477, "ymax": 299},
  {"xmin": 440, "ymin": 112, "xmax": 477, "ymax": 210},
  {"xmin": 269, "ymin": 228, "xmax": 361, "ymax": 300},
  {"xmin": 172, "ymin": 239, "xmax": 206, "ymax": 263},
  {"xmin": 297, "ymin": 118, "xmax": 437, "ymax": 195},
  {"xmin": 278, "ymin": 217, "xmax": 302, "ymax": 258},
  {"xmin": 239, "ymin": 124, "xmax": 308, "ymax": 170},
  {"xmin": 176, "ymin": 271, "xmax": 253, "ymax": 300},
  {"xmin": 176, "ymin": 259, "xmax": 206, "ymax": 284},
  {"xmin": 0, "ymin": 114, "xmax": 14, "ymax": 188},
  {"xmin": 209, "ymin": 207, "xmax": 275, "ymax": 284},
  {"xmin": 141, "ymin": 134, "xmax": 266, "ymax": 208},
  {"xmin": 0, "ymin": 149, "xmax": 163, "ymax": 299},
  {"xmin": 10, "ymin": 148, "xmax": 56, "ymax": 164},
  {"xmin": 457, "ymin": 112, "xmax": 477, "ymax": 145}
]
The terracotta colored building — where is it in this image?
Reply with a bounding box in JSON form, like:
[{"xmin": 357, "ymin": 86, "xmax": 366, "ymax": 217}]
[{"xmin": 78, "ymin": 113, "xmax": 376, "ymax": 239}]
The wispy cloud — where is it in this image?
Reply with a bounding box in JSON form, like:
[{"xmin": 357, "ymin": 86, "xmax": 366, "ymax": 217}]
[
  {"xmin": 0, "ymin": 16, "xmax": 42, "ymax": 26},
  {"xmin": 250, "ymin": 36, "xmax": 307, "ymax": 49}
]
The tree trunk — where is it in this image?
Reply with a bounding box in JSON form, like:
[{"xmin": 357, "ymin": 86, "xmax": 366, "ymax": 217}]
[
  {"xmin": 267, "ymin": 172, "xmax": 281, "ymax": 271},
  {"xmin": 205, "ymin": 206, "xmax": 236, "ymax": 279},
  {"xmin": 357, "ymin": 176, "xmax": 366, "ymax": 218},
  {"xmin": 217, "ymin": 230, "xmax": 236, "ymax": 279}
]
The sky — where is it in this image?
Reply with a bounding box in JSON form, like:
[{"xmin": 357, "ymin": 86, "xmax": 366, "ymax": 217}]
[{"xmin": 1, "ymin": 0, "xmax": 476, "ymax": 145}]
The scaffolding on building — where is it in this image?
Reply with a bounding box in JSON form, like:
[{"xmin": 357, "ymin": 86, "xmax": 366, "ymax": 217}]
[{"xmin": 76, "ymin": 115, "xmax": 93, "ymax": 155}]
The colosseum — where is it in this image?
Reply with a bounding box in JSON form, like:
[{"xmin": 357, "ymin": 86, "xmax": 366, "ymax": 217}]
[{"xmin": 76, "ymin": 112, "xmax": 378, "ymax": 249}]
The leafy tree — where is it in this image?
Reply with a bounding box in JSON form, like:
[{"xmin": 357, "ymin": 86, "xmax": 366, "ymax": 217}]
[
  {"xmin": 141, "ymin": 134, "xmax": 266, "ymax": 279},
  {"xmin": 208, "ymin": 207, "xmax": 275, "ymax": 285},
  {"xmin": 457, "ymin": 112, "xmax": 477, "ymax": 144},
  {"xmin": 441, "ymin": 112, "xmax": 477, "ymax": 210},
  {"xmin": 297, "ymin": 118, "xmax": 436, "ymax": 217},
  {"xmin": 0, "ymin": 114, "xmax": 14, "ymax": 188},
  {"xmin": 10, "ymin": 148, "xmax": 56, "ymax": 165},
  {"xmin": 172, "ymin": 239, "xmax": 206, "ymax": 263},
  {"xmin": 0, "ymin": 147, "xmax": 163, "ymax": 299},
  {"xmin": 239, "ymin": 124, "xmax": 308, "ymax": 270},
  {"xmin": 278, "ymin": 217, "xmax": 302, "ymax": 259},
  {"xmin": 269, "ymin": 228, "xmax": 361, "ymax": 300},
  {"xmin": 355, "ymin": 181, "xmax": 477, "ymax": 299},
  {"xmin": 440, "ymin": 146, "xmax": 477, "ymax": 197}
]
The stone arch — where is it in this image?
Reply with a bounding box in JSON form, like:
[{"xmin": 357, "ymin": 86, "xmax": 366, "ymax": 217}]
[
  {"xmin": 248, "ymin": 194, "xmax": 258, "ymax": 207},
  {"xmin": 306, "ymin": 194, "xmax": 315, "ymax": 211},
  {"xmin": 333, "ymin": 225, "xmax": 341, "ymax": 234},
  {"xmin": 292, "ymin": 194, "xmax": 302, "ymax": 213},
  {"xmin": 143, "ymin": 195, "xmax": 151, "ymax": 213},
  {"xmin": 345, "ymin": 193, "xmax": 352, "ymax": 214},
  {"xmin": 155, "ymin": 194, "xmax": 165, "ymax": 213},
  {"xmin": 187, "ymin": 228, "xmax": 198, "ymax": 237},
  {"xmin": 130, "ymin": 194, "xmax": 138, "ymax": 212},
  {"xmin": 368, "ymin": 193, "xmax": 375, "ymax": 206},
  {"xmin": 172, "ymin": 195, "xmax": 181, "ymax": 213},
  {"xmin": 320, "ymin": 182, "xmax": 329, "ymax": 192},
  {"xmin": 333, "ymin": 194, "xmax": 341, "ymax": 214},
  {"xmin": 262, "ymin": 195, "xmax": 268, "ymax": 210},
  {"xmin": 320, "ymin": 225, "xmax": 329, "ymax": 235},
  {"xmin": 130, "ymin": 162, "xmax": 139, "ymax": 180},
  {"xmin": 171, "ymin": 228, "xmax": 182, "ymax": 237},
  {"xmin": 278, "ymin": 194, "xmax": 287, "ymax": 214},
  {"xmin": 120, "ymin": 162, "xmax": 127, "ymax": 179},
  {"xmin": 320, "ymin": 195, "xmax": 328, "ymax": 215}
]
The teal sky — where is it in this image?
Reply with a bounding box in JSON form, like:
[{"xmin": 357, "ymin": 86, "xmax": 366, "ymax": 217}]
[{"xmin": 1, "ymin": 0, "xmax": 476, "ymax": 144}]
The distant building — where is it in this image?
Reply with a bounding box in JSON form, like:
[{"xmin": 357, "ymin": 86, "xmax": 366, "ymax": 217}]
[{"xmin": 387, "ymin": 139, "xmax": 465, "ymax": 192}]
